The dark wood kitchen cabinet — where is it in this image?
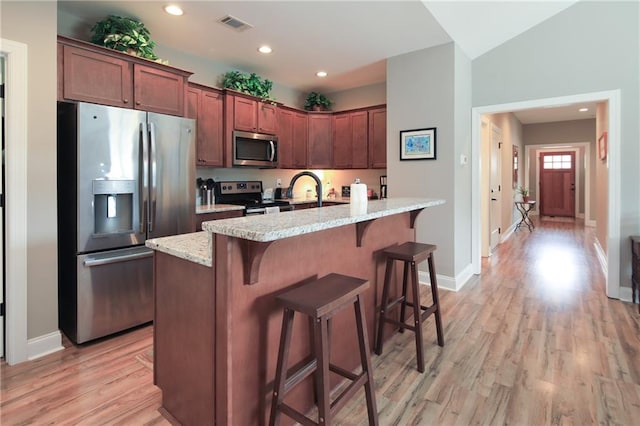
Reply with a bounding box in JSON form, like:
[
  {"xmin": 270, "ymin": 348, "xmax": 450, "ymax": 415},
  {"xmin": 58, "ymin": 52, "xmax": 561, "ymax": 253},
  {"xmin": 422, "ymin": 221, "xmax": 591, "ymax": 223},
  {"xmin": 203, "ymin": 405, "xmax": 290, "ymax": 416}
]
[
  {"xmin": 307, "ymin": 113, "xmax": 333, "ymax": 169},
  {"xmin": 58, "ymin": 36, "xmax": 191, "ymax": 116},
  {"xmin": 195, "ymin": 210, "xmax": 243, "ymax": 231},
  {"xmin": 368, "ymin": 107, "xmax": 387, "ymax": 168},
  {"xmin": 232, "ymin": 94, "xmax": 278, "ymax": 134},
  {"xmin": 333, "ymin": 110, "xmax": 368, "ymax": 169},
  {"xmin": 187, "ymin": 83, "xmax": 224, "ymax": 167},
  {"xmin": 278, "ymin": 107, "xmax": 308, "ymax": 169}
]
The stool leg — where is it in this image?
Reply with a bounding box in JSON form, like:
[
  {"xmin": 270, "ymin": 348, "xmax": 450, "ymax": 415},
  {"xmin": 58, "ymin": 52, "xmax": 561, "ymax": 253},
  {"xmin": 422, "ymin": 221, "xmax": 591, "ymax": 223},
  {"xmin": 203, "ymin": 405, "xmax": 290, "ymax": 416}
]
[
  {"xmin": 354, "ymin": 294, "xmax": 379, "ymax": 426},
  {"xmin": 398, "ymin": 261, "xmax": 409, "ymax": 333},
  {"xmin": 375, "ymin": 257, "xmax": 394, "ymax": 355},
  {"xmin": 410, "ymin": 261, "xmax": 425, "ymax": 373},
  {"xmin": 428, "ymin": 254, "xmax": 445, "ymax": 347},
  {"xmin": 314, "ymin": 316, "xmax": 331, "ymax": 425},
  {"xmin": 270, "ymin": 308, "xmax": 295, "ymax": 426}
]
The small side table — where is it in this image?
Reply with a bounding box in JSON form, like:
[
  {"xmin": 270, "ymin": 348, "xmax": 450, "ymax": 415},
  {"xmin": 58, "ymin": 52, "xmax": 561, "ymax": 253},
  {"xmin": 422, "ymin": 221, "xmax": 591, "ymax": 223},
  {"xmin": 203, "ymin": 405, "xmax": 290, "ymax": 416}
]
[
  {"xmin": 515, "ymin": 201, "xmax": 536, "ymax": 232},
  {"xmin": 631, "ymin": 236, "xmax": 640, "ymax": 312}
]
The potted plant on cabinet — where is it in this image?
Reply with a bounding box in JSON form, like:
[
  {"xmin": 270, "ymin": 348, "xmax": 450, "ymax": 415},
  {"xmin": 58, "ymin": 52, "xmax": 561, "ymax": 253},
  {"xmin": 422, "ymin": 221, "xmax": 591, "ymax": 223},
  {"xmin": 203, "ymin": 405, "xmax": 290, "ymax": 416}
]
[
  {"xmin": 90, "ymin": 15, "xmax": 162, "ymax": 62},
  {"xmin": 221, "ymin": 71, "xmax": 275, "ymax": 103},
  {"xmin": 304, "ymin": 92, "xmax": 332, "ymax": 111}
]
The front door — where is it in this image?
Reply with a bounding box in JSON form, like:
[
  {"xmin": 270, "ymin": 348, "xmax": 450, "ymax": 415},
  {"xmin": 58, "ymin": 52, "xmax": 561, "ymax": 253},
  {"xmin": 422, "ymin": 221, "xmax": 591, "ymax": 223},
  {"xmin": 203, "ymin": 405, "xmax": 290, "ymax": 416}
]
[{"xmin": 539, "ymin": 151, "xmax": 575, "ymax": 217}]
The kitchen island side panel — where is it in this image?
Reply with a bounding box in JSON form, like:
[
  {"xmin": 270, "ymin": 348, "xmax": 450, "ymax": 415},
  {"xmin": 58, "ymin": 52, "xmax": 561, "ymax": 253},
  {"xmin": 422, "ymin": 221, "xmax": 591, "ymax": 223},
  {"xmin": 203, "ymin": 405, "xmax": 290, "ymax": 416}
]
[
  {"xmin": 214, "ymin": 213, "xmax": 414, "ymax": 425},
  {"xmin": 153, "ymin": 251, "xmax": 216, "ymax": 425}
]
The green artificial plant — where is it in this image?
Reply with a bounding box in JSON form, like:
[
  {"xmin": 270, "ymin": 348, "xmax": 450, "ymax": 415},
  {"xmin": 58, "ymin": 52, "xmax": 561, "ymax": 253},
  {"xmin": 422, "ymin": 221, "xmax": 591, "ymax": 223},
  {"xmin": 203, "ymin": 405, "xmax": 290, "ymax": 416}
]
[
  {"xmin": 90, "ymin": 15, "xmax": 159, "ymax": 61},
  {"xmin": 304, "ymin": 92, "xmax": 332, "ymax": 111},
  {"xmin": 221, "ymin": 71, "xmax": 274, "ymax": 102}
]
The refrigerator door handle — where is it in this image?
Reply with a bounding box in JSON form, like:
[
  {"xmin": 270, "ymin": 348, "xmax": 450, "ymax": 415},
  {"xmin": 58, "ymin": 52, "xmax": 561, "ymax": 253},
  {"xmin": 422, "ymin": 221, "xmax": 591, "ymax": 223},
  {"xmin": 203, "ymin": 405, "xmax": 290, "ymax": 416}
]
[
  {"xmin": 140, "ymin": 122, "xmax": 149, "ymax": 234},
  {"xmin": 149, "ymin": 122, "xmax": 158, "ymax": 233},
  {"xmin": 83, "ymin": 249, "xmax": 154, "ymax": 268}
]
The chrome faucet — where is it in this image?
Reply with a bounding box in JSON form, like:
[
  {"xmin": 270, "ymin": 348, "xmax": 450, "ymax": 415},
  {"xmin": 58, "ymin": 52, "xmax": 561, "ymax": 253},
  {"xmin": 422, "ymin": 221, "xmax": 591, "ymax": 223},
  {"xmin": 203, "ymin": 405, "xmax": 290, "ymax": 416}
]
[{"xmin": 286, "ymin": 171, "xmax": 323, "ymax": 207}]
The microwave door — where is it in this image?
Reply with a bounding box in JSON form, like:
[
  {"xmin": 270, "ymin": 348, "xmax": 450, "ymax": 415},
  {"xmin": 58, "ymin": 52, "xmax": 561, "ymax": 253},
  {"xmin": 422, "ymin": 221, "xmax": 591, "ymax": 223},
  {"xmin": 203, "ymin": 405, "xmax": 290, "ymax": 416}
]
[{"xmin": 234, "ymin": 135, "xmax": 278, "ymax": 167}]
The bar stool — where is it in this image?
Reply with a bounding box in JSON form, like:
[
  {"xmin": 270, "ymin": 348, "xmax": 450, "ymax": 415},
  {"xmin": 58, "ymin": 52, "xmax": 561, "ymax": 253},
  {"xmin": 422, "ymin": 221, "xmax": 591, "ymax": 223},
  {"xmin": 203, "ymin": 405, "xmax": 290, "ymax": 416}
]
[
  {"xmin": 375, "ymin": 242, "xmax": 444, "ymax": 373},
  {"xmin": 269, "ymin": 273, "xmax": 378, "ymax": 426}
]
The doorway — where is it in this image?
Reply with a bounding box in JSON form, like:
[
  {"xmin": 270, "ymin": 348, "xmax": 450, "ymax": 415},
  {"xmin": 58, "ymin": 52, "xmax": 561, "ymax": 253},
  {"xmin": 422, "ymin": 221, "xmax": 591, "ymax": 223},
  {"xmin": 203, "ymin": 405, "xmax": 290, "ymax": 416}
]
[
  {"xmin": 489, "ymin": 124, "xmax": 502, "ymax": 252},
  {"xmin": 539, "ymin": 151, "xmax": 575, "ymax": 217},
  {"xmin": 471, "ymin": 90, "xmax": 621, "ymax": 299}
]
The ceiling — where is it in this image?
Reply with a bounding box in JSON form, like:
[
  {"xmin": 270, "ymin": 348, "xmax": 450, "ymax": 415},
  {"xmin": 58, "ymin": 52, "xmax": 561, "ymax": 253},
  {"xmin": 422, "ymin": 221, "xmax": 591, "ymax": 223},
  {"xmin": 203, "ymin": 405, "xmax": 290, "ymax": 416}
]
[{"xmin": 57, "ymin": 0, "xmax": 591, "ymax": 123}]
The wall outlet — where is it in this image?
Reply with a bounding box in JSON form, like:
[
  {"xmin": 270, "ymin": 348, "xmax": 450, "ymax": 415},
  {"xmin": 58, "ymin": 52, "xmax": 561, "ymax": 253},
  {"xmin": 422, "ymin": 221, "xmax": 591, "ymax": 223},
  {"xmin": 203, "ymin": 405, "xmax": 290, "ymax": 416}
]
[{"xmin": 276, "ymin": 178, "xmax": 282, "ymax": 187}]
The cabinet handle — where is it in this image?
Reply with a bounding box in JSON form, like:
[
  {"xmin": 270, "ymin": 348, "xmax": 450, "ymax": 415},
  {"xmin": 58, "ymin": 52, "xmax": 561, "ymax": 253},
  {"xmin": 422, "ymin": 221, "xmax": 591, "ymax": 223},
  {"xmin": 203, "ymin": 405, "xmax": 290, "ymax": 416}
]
[
  {"xmin": 136, "ymin": 101, "xmax": 141, "ymax": 106},
  {"xmin": 123, "ymin": 99, "xmax": 129, "ymax": 104}
]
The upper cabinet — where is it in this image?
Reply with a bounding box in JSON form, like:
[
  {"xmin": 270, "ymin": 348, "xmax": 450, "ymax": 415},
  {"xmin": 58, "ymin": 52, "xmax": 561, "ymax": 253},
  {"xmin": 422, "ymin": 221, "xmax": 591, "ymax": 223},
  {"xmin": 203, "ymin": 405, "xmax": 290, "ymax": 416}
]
[
  {"xmin": 368, "ymin": 107, "xmax": 387, "ymax": 169},
  {"xmin": 307, "ymin": 113, "xmax": 333, "ymax": 169},
  {"xmin": 57, "ymin": 36, "xmax": 191, "ymax": 117},
  {"xmin": 278, "ymin": 108, "xmax": 308, "ymax": 169},
  {"xmin": 231, "ymin": 94, "xmax": 278, "ymax": 134},
  {"xmin": 333, "ymin": 111, "xmax": 368, "ymax": 169},
  {"xmin": 187, "ymin": 83, "xmax": 224, "ymax": 167}
]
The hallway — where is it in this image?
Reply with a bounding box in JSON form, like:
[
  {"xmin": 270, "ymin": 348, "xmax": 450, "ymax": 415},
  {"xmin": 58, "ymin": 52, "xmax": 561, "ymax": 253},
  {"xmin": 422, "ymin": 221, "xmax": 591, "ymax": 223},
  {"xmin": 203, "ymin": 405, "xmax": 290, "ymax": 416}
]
[{"xmin": 1, "ymin": 220, "xmax": 639, "ymax": 424}]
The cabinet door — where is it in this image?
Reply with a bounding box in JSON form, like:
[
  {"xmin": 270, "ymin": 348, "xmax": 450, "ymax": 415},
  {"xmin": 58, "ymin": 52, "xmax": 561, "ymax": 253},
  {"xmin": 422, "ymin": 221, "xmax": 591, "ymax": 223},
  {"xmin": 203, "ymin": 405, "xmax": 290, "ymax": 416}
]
[
  {"xmin": 278, "ymin": 109, "xmax": 294, "ymax": 168},
  {"xmin": 134, "ymin": 64, "xmax": 186, "ymax": 116},
  {"xmin": 258, "ymin": 103, "xmax": 278, "ymax": 134},
  {"xmin": 62, "ymin": 45, "xmax": 133, "ymax": 108},
  {"xmin": 308, "ymin": 114, "xmax": 332, "ymax": 169},
  {"xmin": 351, "ymin": 111, "xmax": 369, "ymax": 169},
  {"xmin": 368, "ymin": 108, "xmax": 387, "ymax": 168},
  {"xmin": 233, "ymin": 96, "xmax": 257, "ymax": 132},
  {"xmin": 333, "ymin": 113, "xmax": 352, "ymax": 169},
  {"xmin": 199, "ymin": 90, "xmax": 224, "ymax": 166},
  {"xmin": 292, "ymin": 113, "xmax": 308, "ymax": 168}
]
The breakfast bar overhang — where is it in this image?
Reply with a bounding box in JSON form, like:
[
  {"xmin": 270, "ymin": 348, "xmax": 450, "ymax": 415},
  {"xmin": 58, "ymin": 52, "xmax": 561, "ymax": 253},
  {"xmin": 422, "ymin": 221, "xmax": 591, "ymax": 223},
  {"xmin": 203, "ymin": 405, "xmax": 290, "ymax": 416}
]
[{"xmin": 146, "ymin": 198, "xmax": 445, "ymax": 425}]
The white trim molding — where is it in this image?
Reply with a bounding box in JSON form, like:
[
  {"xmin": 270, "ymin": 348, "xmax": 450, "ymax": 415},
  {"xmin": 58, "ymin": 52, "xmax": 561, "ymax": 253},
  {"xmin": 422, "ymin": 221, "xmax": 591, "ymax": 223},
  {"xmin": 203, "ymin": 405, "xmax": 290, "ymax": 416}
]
[
  {"xmin": 594, "ymin": 238, "xmax": 608, "ymax": 278},
  {"xmin": 420, "ymin": 263, "xmax": 474, "ymax": 292},
  {"xmin": 472, "ymin": 90, "xmax": 622, "ymax": 300},
  {"xmin": 1, "ymin": 38, "xmax": 29, "ymax": 365},
  {"xmin": 28, "ymin": 331, "xmax": 64, "ymax": 360}
]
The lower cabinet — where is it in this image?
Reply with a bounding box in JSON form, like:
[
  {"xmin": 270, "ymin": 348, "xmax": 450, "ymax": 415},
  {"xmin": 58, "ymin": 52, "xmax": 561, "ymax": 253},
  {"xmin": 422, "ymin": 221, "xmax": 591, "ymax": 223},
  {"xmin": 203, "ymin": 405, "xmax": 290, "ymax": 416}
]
[{"xmin": 195, "ymin": 210, "xmax": 243, "ymax": 230}]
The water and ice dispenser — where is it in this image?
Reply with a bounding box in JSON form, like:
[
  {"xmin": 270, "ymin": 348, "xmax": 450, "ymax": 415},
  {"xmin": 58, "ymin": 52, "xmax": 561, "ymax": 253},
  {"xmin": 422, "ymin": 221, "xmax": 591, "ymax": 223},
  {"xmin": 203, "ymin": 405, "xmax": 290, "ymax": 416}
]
[{"xmin": 92, "ymin": 180, "xmax": 135, "ymax": 235}]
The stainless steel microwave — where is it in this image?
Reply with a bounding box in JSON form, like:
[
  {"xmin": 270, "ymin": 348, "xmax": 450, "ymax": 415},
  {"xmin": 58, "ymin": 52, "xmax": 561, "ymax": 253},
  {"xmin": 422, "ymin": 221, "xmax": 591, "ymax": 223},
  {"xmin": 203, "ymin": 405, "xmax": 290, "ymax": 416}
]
[{"xmin": 232, "ymin": 130, "xmax": 278, "ymax": 168}]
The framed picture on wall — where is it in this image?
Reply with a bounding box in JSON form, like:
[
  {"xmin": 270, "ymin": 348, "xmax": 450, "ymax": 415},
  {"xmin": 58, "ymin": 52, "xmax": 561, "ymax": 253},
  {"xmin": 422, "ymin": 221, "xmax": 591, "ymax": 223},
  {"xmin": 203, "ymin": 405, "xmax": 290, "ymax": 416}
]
[
  {"xmin": 598, "ymin": 131, "xmax": 608, "ymax": 160},
  {"xmin": 400, "ymin": 127, "xmax": 437, "ymax": 160}
]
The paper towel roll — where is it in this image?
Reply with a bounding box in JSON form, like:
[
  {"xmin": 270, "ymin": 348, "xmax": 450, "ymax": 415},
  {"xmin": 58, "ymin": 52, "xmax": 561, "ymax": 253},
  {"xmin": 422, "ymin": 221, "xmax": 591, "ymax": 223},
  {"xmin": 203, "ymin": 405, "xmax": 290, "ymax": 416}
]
[{"xmin": 350, "ymin": 179, "xmax": 368, "ymax": 204}]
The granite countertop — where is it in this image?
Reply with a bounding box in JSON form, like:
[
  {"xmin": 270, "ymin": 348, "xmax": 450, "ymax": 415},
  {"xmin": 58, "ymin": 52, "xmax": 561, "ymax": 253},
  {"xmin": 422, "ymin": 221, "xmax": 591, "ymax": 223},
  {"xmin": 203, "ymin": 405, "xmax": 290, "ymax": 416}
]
[
  {"xmin": 146, "ymin": 231, "xmax": 212, "ymax": 267},
  {"xmin": 196, "ymin": 203, "xmax": 245, "ymax": 214},
  {"xmin": 203, "ymin": 197, "xmax": 445, "ymax": 242}
]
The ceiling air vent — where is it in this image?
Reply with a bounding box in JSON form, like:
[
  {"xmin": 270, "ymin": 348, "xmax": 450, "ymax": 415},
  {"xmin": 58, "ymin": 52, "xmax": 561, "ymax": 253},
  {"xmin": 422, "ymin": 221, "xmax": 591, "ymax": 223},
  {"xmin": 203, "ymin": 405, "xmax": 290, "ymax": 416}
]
[{"xmin": 218, "ymin": 15, "xmax": 253, "ymax": 32}]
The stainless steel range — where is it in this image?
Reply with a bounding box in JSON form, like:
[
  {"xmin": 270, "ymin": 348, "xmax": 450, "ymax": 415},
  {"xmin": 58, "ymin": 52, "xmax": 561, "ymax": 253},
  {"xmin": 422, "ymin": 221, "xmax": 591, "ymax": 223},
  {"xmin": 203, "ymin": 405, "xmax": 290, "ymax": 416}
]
[{"xmin": 216, "ymin": 180, "xmax": 292, "ymax": 215}]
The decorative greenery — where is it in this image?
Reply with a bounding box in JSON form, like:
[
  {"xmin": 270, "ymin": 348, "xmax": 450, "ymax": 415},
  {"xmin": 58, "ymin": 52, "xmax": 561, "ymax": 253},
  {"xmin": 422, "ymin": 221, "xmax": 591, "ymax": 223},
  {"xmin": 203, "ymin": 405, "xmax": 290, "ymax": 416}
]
[
  {"xmin": 90, "ymin": 15, "xmax": 158, "ymax": 60},
  {"xmin": 517, "ymin": 186, "xmax": 529, "ymax": 197},
  {"xmin": 221, "ymin": 71, "xmax": 274, "ymax": 102},
  {"xmin": 304, "ymin": 92, "xmax": 332, "ymax": 111}
]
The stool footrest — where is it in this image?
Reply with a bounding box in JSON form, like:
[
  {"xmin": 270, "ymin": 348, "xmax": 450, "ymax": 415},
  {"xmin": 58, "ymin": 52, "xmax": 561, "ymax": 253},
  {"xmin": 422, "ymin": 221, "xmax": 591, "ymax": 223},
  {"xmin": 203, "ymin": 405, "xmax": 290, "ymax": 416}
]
[
  {"xmin": 330, "ymin": 364, "xmax": 358, "ymax": 381},
  {"xmin": 383, "ymin": 295, "xmax": 406, "ymax": 311},
  {"xmin": 279, "ymin": 403, "xmax": 317, "ymax": 426},
  {"xmin": 420, "ymin": 304, "xmax": 438, "ymax": 321},
  {"xmin": 331, "ymin": 373, "xmax": 369, "ymax": 417},
  {"xmin": 284, "ymin": 357, "xmax": 316, "ymax": 394}
]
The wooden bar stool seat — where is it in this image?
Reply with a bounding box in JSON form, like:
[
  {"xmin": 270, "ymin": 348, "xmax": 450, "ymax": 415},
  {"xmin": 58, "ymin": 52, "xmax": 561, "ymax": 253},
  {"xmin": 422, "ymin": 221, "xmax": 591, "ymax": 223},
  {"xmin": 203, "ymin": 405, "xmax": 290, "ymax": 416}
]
[
  {"xmin": 269, "ymin": 273, "xmax": 378, "ymax": 426},
  {"xmin": 375, "ymin": 242, "xmax": 444, "ymax": 373}
]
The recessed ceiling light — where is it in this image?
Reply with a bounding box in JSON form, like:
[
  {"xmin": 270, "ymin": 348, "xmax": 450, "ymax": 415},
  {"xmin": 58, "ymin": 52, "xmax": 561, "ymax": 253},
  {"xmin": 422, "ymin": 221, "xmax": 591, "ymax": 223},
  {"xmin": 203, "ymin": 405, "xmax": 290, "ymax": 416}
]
[
  {"xmin": 164, "ymin": 5, "xmax": 183, "ymax": 16},
  {"xmin": 258, "ymin": 45, "xmax": 272, "ymax": 54},
  {"xmin": 578, "ymin": 107, "xmax": 589, "ymax": 112},
  {"xmin": 316, "ymin": 71, "xmax": 328, "ymax": 78}
]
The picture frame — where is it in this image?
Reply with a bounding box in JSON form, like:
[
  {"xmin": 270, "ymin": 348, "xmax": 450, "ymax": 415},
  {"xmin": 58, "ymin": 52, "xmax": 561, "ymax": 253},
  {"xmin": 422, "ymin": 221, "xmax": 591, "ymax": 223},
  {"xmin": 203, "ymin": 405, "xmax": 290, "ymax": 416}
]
[
  {"xmin": 400, "ymin": 127, "xmax": 436, "ymax": 160},
  {"xmin": 598, "ymin": 131, "xmax": 608, "ymax": 160}
]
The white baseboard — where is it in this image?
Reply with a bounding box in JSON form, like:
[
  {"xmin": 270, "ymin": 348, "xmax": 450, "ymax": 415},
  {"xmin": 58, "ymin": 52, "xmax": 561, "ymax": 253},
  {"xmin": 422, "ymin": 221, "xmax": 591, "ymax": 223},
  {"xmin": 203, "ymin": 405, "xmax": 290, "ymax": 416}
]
[
  {"xmin": 619, "ymin": 286, "xmax": 633, "ymax": 303},
  {"xmin": 586, "ymin": 219, "xmax": 596, "ymax": 227},
  {"xmin": 28, "ymin": 330, "xmax": 64, "ymax": 360},
  {"xmin": 500, "ymin": 222, "xmax": 517, "ymax": 243},
  {"xmin": 593, "ymin": 238, "xmax": 608, "ymax": 278},
  {"xmin": 419, "ymin": 263, "xmax": 474, "ymax": 292}
]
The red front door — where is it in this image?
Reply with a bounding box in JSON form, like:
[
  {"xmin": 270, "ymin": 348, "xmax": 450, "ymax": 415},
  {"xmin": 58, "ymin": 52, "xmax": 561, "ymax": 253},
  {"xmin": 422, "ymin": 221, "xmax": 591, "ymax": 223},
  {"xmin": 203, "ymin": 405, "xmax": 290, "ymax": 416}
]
[{"xmin": 539, "ymin": 151, "xmax": 575, "ymax": 217}]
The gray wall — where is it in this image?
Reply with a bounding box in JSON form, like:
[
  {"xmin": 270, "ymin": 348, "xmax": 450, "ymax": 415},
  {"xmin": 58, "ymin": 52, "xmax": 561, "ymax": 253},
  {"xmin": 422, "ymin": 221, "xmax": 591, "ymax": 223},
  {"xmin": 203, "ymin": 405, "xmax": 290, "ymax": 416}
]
[
  {"xmin": 387, "ymin": 43, "xmax": 456, "ymax": 276},
  {"xmin": 473, "ymin": 1, "xmax": 639, "ymax": 288},
  {"xmin": 1, "ymin": 1, "xmax": 58, "ymax": 339}
]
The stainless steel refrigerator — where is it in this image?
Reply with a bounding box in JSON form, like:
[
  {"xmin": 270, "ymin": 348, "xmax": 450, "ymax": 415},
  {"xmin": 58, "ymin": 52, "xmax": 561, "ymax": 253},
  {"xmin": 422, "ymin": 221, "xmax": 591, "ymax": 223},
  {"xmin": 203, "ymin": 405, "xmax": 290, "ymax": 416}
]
[{"xmin": 57, "ymin": 102, "xmax": 195, "ymax": 343}]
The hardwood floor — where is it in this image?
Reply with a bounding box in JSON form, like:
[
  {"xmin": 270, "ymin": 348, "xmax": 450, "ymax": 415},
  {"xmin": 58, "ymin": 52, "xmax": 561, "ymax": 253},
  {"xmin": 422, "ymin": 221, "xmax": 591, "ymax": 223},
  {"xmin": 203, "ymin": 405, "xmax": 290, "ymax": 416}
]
[{"xmin": 2, "ymin": 219, "xmax": 639, "ymax": 425}]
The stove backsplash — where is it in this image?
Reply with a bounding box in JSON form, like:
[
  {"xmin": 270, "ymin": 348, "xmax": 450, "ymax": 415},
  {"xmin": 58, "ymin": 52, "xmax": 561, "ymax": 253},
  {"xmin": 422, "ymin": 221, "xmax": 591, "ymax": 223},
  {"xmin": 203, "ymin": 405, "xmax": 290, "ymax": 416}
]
[{"xmin": 196, "ymin": 168, "xmax": 386, "ymax": 200}]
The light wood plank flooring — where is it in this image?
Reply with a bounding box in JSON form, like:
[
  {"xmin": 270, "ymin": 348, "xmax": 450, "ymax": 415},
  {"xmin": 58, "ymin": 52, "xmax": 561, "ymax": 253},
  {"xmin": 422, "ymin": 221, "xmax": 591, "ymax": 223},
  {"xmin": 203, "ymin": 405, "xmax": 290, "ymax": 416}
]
[{"xmin": 2, "ymin": 219, "xmax": 640, "ymax": 425}]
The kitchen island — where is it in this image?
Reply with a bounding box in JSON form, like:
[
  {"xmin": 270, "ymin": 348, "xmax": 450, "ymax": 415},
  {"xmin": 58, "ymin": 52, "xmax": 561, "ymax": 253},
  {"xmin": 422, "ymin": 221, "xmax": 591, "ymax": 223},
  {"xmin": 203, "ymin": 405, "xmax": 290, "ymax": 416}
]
[{"xmin": 147, "ymin": 197, "xmax": 445, "ymax": 425}]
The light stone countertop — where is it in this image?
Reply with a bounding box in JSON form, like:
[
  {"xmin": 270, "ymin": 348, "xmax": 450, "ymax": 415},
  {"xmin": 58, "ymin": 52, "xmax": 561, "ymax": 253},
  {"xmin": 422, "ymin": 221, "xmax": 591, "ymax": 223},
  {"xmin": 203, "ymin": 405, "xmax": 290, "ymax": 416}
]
[
  {"xmin": 202, "ymin": 197, "xmax": 445, "ymax": 242},
  {"xmin": 148, "ymin": 198, "xmax": 445, "ymax": 266},
  {"xmin": 196, "ymin": 203, "xmax": 245, "ymax": 215},
  {"xmin": 146, "ymin": 231, "xmax": 212, "ymax": 267}
]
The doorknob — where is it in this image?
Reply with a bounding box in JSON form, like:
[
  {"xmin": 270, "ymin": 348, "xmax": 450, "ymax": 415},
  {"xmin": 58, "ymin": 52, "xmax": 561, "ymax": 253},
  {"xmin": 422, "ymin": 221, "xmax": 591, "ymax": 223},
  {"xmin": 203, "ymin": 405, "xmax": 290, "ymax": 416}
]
[{"xmin": 491, "ymin": 198, "xmax": 497, "ymax": 201}]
